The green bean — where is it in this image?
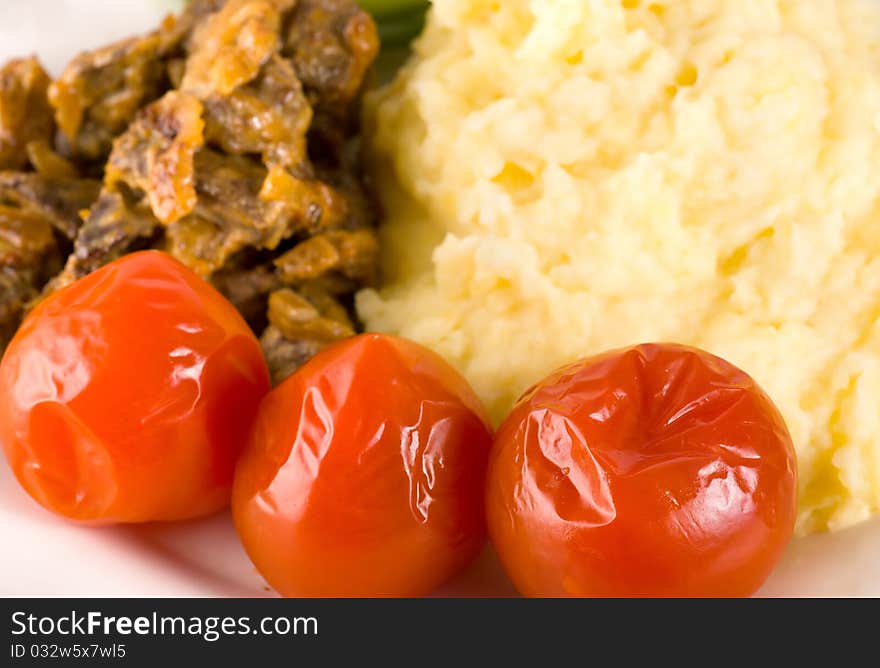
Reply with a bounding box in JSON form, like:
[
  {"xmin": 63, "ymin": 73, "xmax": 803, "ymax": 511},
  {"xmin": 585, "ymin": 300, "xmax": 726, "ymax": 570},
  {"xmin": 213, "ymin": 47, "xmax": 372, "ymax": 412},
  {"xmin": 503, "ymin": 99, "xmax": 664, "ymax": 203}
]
[
  {"xmin": 357, "ymin": 0, "xmax": 430, "ymax": 20},
  {"xmin": 376, "ymin": 7, "xmax": 427, "ymax": 47}
]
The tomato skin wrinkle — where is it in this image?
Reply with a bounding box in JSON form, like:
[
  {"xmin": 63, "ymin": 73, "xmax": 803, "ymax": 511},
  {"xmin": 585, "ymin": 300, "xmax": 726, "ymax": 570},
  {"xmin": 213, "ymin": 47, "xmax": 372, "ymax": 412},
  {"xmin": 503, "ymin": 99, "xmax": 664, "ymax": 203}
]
[
  {"xmin": 486, "ymin": 343, "xmax": 798, "ymax": 598},
  {"xmin": 233, "ymin": 333, "xmax": 493, "ymax": 598},
  {"xmin": 0, "ymin": 251, "xmax": 270, "ymax": 524}
]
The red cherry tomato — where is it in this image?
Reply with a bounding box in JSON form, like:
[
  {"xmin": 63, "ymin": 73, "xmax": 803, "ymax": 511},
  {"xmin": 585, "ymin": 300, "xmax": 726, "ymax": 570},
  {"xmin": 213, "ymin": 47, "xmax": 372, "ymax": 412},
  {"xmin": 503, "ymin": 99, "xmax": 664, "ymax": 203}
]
[
  {"xmin": 0, "ymin": 251, "xmax": 270, "ymax": 523},
  {"xmin": 486, "ymin": 343, "xmax": 798, "ymax": 597},
  {"xmin": 233, "ymin": 333, "xmax": 492, "ymax": 597}
]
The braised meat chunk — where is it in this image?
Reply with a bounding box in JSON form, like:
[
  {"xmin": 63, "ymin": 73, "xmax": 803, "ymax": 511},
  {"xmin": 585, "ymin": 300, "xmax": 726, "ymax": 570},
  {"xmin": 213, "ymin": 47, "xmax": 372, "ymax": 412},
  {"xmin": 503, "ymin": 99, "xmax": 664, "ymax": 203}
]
[
  {"xmin": 260, "ymin": 284, "xmax": 355, "ymax": 383},
  {"xmin": 0, "ymin": 270, "xmax": 34, "ymax": 350},
  {"xmin": 0, "ymin": 172, "xmax": 91, "ymax": 347},
  {"xmin": 0, "ymin": 170, "xmax": 100, "ymax": 341},
  {"xmin": 201, "ymin": 55, "xmax": 312, "ymax": 169},
  {"xmin": 285, "ymin": 0, "xmax": 379, "ymax": 161},
  {"xmin": 0, "ymin": 172, "xmax": 100, "ymax": 241},
  {"xmin": 105, "ymin": 91, "xmax": 205, "ymax": 225},
  {"xmin": 181, "ymin": 0, "xmax": 294, "ymax": 97},
  {"xmin": 0, "ymin": 58, "xmax": 55, "ymax": 171},
  {"xmin": 260, "ymin": 164, "xmax": 353, "ymax": 233},
  {"xmin": 274, "ymin": 228, "xmax": 378, "ymax": 286},
  {"xmin": 52, "ymin": 186, "xmax": 160, "ymax": 291},
  {"xmin": 0, "ymin": 212, "xmax": 59, "ymax": 278},
  {"xmin": 25, "ymin": 140, "xmax": 79, "ymax": 179},
  {"xmin": 0, "ymin": 0, "xmax": 379, "ymax": 381},
  {"xmin": 212, "ymin": 260, "xmax": 282, "ymax": 330},
  {"xmin": 0, "ymin": 213, "xmax": 60, "ymax": 348},
  {"xmin": 284, "ymin": 0, "xmax": 379, "ymax": 112},
  {"xmin": 260, "ymin": 325, "xmax": 326, "ymax": 385},
  {"xmin": 165, "ymin": 151, "xmax": 277, "ymax": 277},
  {"xmin": 158, "ymin": 0, "xmax": 230, "ymax": 56},
  {"xmin": 268, "ymin": 286, "xmax": 354, "ymax": 342},
  {"xmin": 50, "ymin": 35, "xmax": 166, "ymax": 163}
]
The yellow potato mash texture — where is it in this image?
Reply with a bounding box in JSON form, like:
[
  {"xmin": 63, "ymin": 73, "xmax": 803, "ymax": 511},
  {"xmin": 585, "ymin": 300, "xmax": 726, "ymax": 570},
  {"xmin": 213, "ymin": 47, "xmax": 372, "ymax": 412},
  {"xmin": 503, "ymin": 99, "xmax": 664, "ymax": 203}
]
[{"xmin": 357, "ymin": 0, "xmax": 880, "ymax": 534}]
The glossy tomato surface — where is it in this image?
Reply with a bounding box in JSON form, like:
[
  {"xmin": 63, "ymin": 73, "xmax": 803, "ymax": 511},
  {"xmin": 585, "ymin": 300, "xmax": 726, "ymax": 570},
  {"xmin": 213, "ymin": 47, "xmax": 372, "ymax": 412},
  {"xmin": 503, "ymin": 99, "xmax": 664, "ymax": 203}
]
[
  {"xmin": 486, "ymin": 343, "xmax": 798, "ymax": 597},
  {"xmin": 0, "ymin": 251, "xmax": 270, "ymax": 523},
  {"xmin": 233, "ymin": 333, "xmax": 492, "ymax": 597}
]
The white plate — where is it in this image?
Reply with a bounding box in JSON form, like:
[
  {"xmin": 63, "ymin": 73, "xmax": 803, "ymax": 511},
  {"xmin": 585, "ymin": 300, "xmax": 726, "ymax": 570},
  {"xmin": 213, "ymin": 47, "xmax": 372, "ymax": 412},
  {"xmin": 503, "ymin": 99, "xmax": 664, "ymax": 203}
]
[{"xmin": 1, "ymin": 0, "xmax": 879, "ymax": 598}]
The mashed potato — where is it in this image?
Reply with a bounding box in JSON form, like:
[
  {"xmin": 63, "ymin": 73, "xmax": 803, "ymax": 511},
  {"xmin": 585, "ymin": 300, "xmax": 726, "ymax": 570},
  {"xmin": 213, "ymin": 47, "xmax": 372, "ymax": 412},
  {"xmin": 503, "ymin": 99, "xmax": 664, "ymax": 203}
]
[{"xmin": 357, "ymin": 0, "xmax": 880, "ymax": 534}]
